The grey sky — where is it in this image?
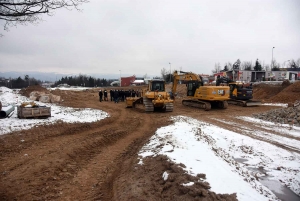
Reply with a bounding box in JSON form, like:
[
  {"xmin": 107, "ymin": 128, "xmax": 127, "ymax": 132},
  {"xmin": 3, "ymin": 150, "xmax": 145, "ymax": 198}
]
[{"xmin": 1, "ymin": 0, "xmax": 299, "ymax": 78}]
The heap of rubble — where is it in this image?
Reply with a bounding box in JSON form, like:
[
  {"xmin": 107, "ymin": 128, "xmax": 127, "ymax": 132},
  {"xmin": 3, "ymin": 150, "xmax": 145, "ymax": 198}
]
[{"xmin": 253, "ymin": 100, "xmax": 300, "ymax": 126}]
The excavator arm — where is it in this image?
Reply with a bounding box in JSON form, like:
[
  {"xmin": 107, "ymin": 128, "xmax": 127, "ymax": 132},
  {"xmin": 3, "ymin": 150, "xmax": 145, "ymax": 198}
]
[{"xmin": 172, "ymin": 71, "xmax": 203, "ymax": 94}]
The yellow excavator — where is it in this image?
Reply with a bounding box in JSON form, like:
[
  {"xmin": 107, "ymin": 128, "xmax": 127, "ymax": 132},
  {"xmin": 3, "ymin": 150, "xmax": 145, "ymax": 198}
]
[
  {"xmin": 172, "ymin": 71, "xmax": 230, "ymax": 111},
  {"xmin": 126, "ymin": 79, "xmax": 174, "ymax": 112}
]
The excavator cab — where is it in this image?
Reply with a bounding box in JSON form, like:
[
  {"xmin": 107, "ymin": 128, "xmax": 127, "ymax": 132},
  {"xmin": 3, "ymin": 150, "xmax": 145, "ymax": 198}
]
[
  {"xmin": 186, "ymin": 81, "xmax": 200, "ymax": 96},
  {"xmin": 229, "ymin": 83, "xmax": 253, "ymax": 100}
]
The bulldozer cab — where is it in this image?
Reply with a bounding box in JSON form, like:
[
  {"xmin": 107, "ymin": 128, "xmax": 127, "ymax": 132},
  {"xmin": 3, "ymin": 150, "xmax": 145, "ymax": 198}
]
[{"xmin": 150, "ymin": 80, "xmax": 165, "ymax": 92}]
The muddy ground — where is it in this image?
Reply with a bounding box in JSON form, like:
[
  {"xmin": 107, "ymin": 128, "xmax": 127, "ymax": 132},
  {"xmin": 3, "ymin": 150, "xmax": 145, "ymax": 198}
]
[{"xmin": 0, "ymin": 82, "xmax": 299, "ymax": 201}]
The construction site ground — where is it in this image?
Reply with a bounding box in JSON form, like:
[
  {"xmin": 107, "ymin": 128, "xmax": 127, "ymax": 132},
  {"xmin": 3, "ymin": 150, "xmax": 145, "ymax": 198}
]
[{"xmin": 0, "ymin": 81, "xmax": 299, "ymax": 201}]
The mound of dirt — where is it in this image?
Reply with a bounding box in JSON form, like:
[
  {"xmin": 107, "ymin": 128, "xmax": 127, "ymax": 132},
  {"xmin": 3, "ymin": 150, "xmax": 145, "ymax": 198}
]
[
  {"xmin": 114, "ymin": 155, "xmax": 237, "ymax": 201},
  {"xmin": 268, "ymin": 81, "xmax": 300, "ymax": 103},
  {"xmin": 252, "ymin": 83, "xmax": 286, "ymax": 101},
  {"xmin": 19, "ymin": 85, "xmax": 49, "ymax": 97}
]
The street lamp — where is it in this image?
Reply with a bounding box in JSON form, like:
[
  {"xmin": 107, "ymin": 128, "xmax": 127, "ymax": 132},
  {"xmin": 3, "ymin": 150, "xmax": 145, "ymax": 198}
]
[
  {"xmin": 119, "ymin": 70, "xmax": 121, "ymax": 87},
  {"xmin": 271, "ymin": 47, "xmax": 275, "ymax": 69},
  {"xmin": 169, "ymin": 62, "xmax": 171, "ymax": 82}
]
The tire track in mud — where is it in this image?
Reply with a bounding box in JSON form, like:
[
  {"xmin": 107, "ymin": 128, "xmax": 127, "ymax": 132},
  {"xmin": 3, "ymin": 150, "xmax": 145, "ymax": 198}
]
[
  {"xmin": 203, "ymin": 116, "xmax": 300, "ymax": 154},
  {"xmin": 173, "ymin": 103, "xmax": 300, "ymax": 153},
  {"xmin": 0, "ymin": 100, "xmax": 168, "ymax": 201}
]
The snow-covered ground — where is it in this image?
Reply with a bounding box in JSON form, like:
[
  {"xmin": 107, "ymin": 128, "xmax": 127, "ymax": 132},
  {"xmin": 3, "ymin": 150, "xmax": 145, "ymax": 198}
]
[
  {"xmin": 0, "ymin": 87, "xmax": 109, "ymax": 135},
  {"xmin": 1, "ymin": 86, "xmax": 299, "ymax": 200}
]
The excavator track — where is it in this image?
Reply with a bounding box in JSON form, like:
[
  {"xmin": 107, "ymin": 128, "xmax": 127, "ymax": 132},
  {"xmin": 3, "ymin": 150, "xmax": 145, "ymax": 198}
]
[
  {"xmin": 182, "ymin": 100, "xmax": 212, "ymax": 111},
  {"xmin": 143, "ymin": 97, "xmax": 154, "ymax": 112},
  {"xmin": 218, "ymin": 100, "xmax": 228, "ymax": 109},
  {"xmin": 165, "ymin": 102, "xmax": 174, "ymax": 112},
  {"xmin": 228, "ymin": 100, "xmax": 261, "ymax": 107}
]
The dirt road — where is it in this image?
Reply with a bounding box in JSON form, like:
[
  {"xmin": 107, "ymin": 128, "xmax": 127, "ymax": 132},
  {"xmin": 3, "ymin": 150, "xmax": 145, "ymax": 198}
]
[{"xmin": 0, "ymin": 87, "xmax": 296, "ymax": 200}]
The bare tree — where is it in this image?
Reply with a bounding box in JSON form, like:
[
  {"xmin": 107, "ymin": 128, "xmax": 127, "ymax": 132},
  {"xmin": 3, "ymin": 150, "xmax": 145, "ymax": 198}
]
[
  {"xmin": 271, "ymin": 59, "xmax": 281, "ymax": 70},
  {"xmin": 212, "ymin": 62, "xmax": 221, "ymax": 73},
  {"xmin": 0, "ymin": 0, "xmax": 88, "ymax": 31},
  {"xmin": 265, "ymin": 64, "xmax": 270, "ymax": 71},
  {"xmin": 223, "ymin": 62, "xmax": 232, "ymax": 71},
  {"xmin": 241, "ymin": 61, "xmax": 252, "ymax": 70},
  {"xmin": 161, "ymin": 68, "xmax": 167, "ymax": 80},
  {"xmin": 288, "ymin": 58, "xmax": 300, "ymax": 68},
  {"xmin": 296, "ymin": 58, "xmax": 300, "ymax": 67}
]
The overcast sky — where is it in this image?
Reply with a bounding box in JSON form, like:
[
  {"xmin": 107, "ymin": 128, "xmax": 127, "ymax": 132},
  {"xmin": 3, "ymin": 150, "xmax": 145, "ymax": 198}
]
[{"xmin": 1, "ymin": 0, "xmax": 300, "ymax": 78}]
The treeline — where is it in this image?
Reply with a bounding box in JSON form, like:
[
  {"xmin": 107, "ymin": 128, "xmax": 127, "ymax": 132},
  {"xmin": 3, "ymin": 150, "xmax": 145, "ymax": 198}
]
[
  {"xmin": 54, "ymin": 74, "xmax": 115, "ymax": 87},
  {"xmin": 0, "ymin": 74, "xmax": 117, "ymax": 89},
  {"xmin": 0, "ymin": 75, "xmax": 42, "ymax": 89}
]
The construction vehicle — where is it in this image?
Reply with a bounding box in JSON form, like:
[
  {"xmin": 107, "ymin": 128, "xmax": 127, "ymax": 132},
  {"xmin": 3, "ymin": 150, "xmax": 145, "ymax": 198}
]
[
  {"xmin": 126, "ymin": 79, "xmax": 174, "ymax": 112},
  {"xmin": 216, "ymin": 76, "xmax": 261, "ymax": 107},
  {"xmin": 172, "ymin": 71, "xmax": 230, "ymax": 111}
]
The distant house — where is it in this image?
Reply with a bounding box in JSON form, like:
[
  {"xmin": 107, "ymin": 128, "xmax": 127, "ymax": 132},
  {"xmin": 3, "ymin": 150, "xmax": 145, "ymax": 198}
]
[{"xmin": 120, "ymin": 75, "xmax": 136, "ymax": 87}]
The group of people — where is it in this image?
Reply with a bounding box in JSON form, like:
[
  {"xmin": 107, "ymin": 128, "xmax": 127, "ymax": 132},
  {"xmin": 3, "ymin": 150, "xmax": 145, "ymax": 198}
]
[{"xmin": 99, "ymin": 89, "xmax": 142, "ymax": 103}]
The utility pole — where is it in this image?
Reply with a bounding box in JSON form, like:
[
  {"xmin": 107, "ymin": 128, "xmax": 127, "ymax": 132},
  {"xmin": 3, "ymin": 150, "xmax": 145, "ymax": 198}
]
[
  {"xmin": 272, "ymin": 47, "xmax": 275, "ymax": 69},
  {"xmin": 119, "ymin": 70, "xmax": 121, "ymax": 87},
  {"xmin": 169, "ymin": 62, "xmax": 171, "ymax": 82}
]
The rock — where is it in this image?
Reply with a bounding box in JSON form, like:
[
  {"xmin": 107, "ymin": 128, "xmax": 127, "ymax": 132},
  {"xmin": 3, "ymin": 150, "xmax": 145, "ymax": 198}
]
[
  {"xmin": 50, "ymin": 94, "xmax": 61, "ymax": 103},
  {"xmin": 39, "ymin": 95, "xmax": 50, "ymax": 103}
]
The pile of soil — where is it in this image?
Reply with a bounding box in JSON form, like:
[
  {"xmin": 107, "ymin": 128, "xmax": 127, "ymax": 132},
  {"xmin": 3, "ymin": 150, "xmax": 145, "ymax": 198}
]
[
  {"xmin": 19, "ymin": 85, "xmax": 50, "ymax": 97},
  {"xmin": 252, "ymin": 83, "xmax": 285, "ymax": 101},
  {"xmin": 268, "ymin": 81, "xmax": 300, "ymax": 103},
  {"xmin": 114, "ymin": 155, "xmax": 237, "ymax": 201}
]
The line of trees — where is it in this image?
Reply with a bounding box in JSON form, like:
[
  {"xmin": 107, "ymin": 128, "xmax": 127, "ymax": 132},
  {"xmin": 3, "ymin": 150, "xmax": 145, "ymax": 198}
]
[
  {"xmin": 0, "ymin": 74, "xmax": 117, "ymax": 89},
  {"xmin": 0, "ymin": 75, "xmax": 42, "ymax": 89},
  {"xmin": 54, "ymin": 74, "xmax": 114, "ymax": 87}
]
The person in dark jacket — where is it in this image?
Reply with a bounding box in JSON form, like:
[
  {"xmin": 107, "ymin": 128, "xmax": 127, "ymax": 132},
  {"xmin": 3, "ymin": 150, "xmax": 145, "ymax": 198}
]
[
  {"xmin": 119, "ymin": 90, "xmax": 124, "ymax": 101},
  {"xmin": 104, "ymin": 89, "xmax": 108, "ymax": 101},
  {"xmin": 99, "ymin": 90, "xmax": 103, "ymax": 102},
  {"xmin": 110, "ymin": 89, "xmax": 114, "ymax": 101},
  {"xmin": 114, "ymin": 90, "xmax": 119, "ymax": 103},
  {"xmin": 131, "ymin": 89, "xmax": 136, "ymax": 97}
]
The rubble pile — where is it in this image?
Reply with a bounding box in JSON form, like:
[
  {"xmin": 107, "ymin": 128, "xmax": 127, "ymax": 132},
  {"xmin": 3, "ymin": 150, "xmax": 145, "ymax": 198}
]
[{"xmin": 253, "ymin": 100, "xmax": 300, "ymax": 126}]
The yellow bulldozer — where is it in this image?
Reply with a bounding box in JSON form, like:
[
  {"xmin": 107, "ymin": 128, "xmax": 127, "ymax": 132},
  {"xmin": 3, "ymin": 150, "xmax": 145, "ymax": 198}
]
[
  {"xmin": 172, "ymin": 71, "xmax": 230, "ymax": 111},
  {"xmin": 126, "ymin": 79, "xmax": 174, "ymax": 112}
]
